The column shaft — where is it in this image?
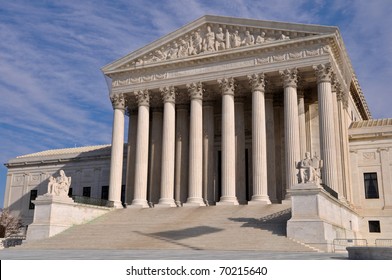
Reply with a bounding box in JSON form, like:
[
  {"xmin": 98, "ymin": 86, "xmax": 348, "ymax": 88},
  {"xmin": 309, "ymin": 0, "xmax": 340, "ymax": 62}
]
[
  {"xmin": 108, "ymin": 94, "xmax": 125, "ymax": 208},
  {"xmin": 185, "ymin": 82, "xmax": 205, "ymax": 206},
  {"xmin": 248, "ymin": 74, "xmax": 271, "ymax": 204},
  {"xmin": 132, "ymin": 90, "xmax": 150, "ymax": 208},
  {"xmin": 157, "ymin": 87, "xmax": 176, "ymax": 207},
  {"xmin": 217, "ymin": 78, "xmax": 238, "ymax": 205},
  {"xmin": 298, "ymin": 92, "xmax": 307, "ymax": 158},
  {"xmin": 332, "ymin": 84, "xmax": 344, "ymax": 199},
  {"xmin": 281, "ymin": 69, "xmax": 301, "ymax": 199},
  {"xmin": 315, "ymin": 64, "xmax": 338, "ymax": 191}
]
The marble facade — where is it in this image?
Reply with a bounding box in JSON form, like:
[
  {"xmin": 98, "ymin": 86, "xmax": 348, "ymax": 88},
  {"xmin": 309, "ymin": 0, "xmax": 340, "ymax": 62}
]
[{"xmin": 3, "ymin": 16, "xmax": 392, "ymax": 248}]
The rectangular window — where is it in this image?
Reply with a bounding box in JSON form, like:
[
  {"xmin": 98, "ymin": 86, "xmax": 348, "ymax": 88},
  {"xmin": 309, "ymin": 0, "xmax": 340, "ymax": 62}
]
[
  {"xmin": 68, "ymin": 187, "xmax": 73, "ymax": 197},
  {"xmin": 82, "ymin": 187, "xmax": 91, "ymax": 197},
  {"xmin": 29, "ymin": 190, "xmax": 38, "ymax": 210},
  {"xmin": 364, "ymin": 172, "xmax": 379, "ymax": 199},
  {"xmin": 369, "ymin": 221, "xmax": 381, "ymax": 233},
  {"xmin": 101, "ymin": 186, "xmax": 109, "ymax": 200}
]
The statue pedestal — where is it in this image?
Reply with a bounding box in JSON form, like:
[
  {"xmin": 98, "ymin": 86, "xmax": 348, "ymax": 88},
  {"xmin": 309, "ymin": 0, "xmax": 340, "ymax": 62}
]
[
  {"xmin": 287, "ymin": 183, "xmax": 360, "ymax": 252},
  {"xmin": 26, "ymin": 194, "xmax": 111, "ymax": 241},
  {"xmin": 26, "ymin": 194, "xmax": 76, "ymax": 241}
]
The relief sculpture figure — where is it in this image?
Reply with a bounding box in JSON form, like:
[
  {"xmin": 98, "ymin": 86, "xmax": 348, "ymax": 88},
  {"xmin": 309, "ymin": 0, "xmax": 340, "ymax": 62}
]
[
  {"xmin": 297, "ymin": 152, "xmax": 322, "ymax": 184},
  {"xmin": 215, "ymin": 27, "xmax": 226, "ymax": 50},
  {"xmin": 203, "ymin": 26, "xmax": 215, "ymax": 52}
]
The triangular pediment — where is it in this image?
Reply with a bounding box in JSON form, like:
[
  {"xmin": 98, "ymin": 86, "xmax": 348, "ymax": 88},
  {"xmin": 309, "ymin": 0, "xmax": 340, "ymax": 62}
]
[{"xmin": 102, "ymin": 15, "xmax": 338, "ymax": 74}]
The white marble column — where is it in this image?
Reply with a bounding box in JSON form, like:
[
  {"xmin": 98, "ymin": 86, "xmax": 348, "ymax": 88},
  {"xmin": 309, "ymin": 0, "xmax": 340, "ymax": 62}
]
[
  {"xmin": 248, "ymin": 74, "xmax": 271, "ymax": 204},
  {"xmin": 217, "ymin": 77, "xmax": 239, "ymax": 205},
  {"xmin": 298, "ymin": 89, "xmax": 307, "ymax": 158},
  {"xmin": 184, "ymin": 82, "xmax": 205, "ymax": 206},
  {"xmin": 125, "ymin": 109, "xmax": 138, "ymax": 204},
  {"xmin": 235, "ymin": 96, "xmax": 247, "ymax": 204},
  {"xmin": 175, "ymin": 104, "xmax": 189, "ymax": 206},
  {"xmin": 337, "ymin": 90, "xmax": 353, "ymax": 202},
  {"xmin": 332, "ymin": 80, "xmax": 345, "ymax": 200},
  {"xmin": 203, "ymin": 100, "xmax": 215, "ymax": 205},
  {"xmin": 280, "ymin": 69, "xmax": 301, "ymax": 199},
  {"xmin": 157, "ymin": 86, "xmax": 176, "ymax": 207},
  {"xmin": 131, "ymin": 90, "xmax": 150, "ymax": 208},
  {"xmin": 314, "ymin": 63, "xmax": 339, "ymax": 192},
  {"xmin": 108, "ymin": 94, "xmax": 126, "ymax": 208}
]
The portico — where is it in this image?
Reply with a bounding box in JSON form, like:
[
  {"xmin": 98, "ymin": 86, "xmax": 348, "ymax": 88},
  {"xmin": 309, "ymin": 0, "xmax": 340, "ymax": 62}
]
[{"xmin": 102, "ymin": 15, "xmax": 370, "ymax": 208}]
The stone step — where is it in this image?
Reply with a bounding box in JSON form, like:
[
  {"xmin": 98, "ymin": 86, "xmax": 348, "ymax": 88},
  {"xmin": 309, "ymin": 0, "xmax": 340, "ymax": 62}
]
[{"xmin": 20, "ymin": 204, "xmax": 317, "ymax": 252}]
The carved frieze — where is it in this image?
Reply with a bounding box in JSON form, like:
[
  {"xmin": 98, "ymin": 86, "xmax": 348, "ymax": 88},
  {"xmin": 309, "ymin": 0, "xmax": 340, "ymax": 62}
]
[{"xmin": 122, "ymin": 23, "xmax": 299, "ymax": 68}]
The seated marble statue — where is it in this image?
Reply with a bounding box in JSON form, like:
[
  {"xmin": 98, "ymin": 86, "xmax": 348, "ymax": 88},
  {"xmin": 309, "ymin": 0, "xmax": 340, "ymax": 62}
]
[
  {"xmin": 47, "ymin": 170, "xmax": 72, "ymax": 196},
  {"xmin": 297, "ymin": 152, "xmax": 322, "ymax": 184}
]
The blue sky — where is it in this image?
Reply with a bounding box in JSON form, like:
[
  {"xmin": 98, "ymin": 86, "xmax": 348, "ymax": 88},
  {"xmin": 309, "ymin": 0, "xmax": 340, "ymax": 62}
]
[{"xmin": 0, "ymin": 0, "xmax": 391, "ymax": 208}]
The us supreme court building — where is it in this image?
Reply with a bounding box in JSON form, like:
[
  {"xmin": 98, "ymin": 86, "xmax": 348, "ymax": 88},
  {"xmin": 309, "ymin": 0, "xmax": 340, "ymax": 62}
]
[{"xmin": 4, "ymin": 15, "xmax": 392, "ymax": 248}]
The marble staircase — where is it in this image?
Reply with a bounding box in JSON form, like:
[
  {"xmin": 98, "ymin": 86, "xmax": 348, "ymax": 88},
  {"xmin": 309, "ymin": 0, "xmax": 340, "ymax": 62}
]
[{"xmin": 19, "ymin": 204, "xmax": 317, "ymax": 252}]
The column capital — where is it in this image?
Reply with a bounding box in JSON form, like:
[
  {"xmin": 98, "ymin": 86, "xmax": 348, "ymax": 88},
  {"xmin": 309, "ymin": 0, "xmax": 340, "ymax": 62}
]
[
  {"xmin": 110, "ymin": 94, "xmax": 125, "ymax": 110},
  {"xmin": 187, "ymin": 82, "xmax": 203, "ymax": 100},
  {"xmin": 218, "ymin": 77, "xmax": 235, "ymax": 96},
  {"xmin": 279, "ymin": 68, "xmax": 298, "ymax": 88},
  {"xmin": 313, "ymin": 63, "xmax": 333, "ymax": 83},
  {"xmin": 247, "ymin": 73, "xmax": 265, "ymax": 92},
  {"xmin": 135, "ymin": 89, "xmax": 150, "ymax": 107},
  {"xmin": 160, "ymin": 86, "xmax": 176, "ymax": 103}
]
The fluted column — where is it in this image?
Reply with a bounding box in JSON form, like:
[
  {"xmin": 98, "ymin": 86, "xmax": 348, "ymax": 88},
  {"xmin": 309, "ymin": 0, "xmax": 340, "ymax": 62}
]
[
  {"xmin": 108, "ymin": 94, "xmax": 126, "ymax": 208},
  {"xmin": 248, "ymin": 73, "xmax": 271, "ymax": 204},
  {"xmin": 314, "ymin": 63, "xmax": 338, "ymax": 192},
  {"xmin": 157, "ymin": 86, "xmax": 176, "ymax": 207},
  {"xmin": 298, "ymin": 89, "xmax": 307, "ymax": 158},
  {"xmin": 184, "ymin": 82, "xmax": 205, "ymax": 206},
  {"xmin": 203, "ymin": 100, "xmax": 215, "ymax": 205},
  {"xmin": 125, "ymin": 108, "xmax": 138, "ymax": 204},
  {"xmin": 217, "ymin": 77, "xmax": 238, "ymax": 205},
  {"xmin": 175, "ymin": 104, "xmax": 189, "ymax": 206},
  {"xmin": 235, "ymin": 96, "xmax": 246, "ymax": 204},
  {"xmin": 332, "ymin": 80, "xmax": 344, "ymax": 200},
  {"xmin": 131, "ymin": 90, "xmax": 150, "ymax": 208},
  {"xmin": 280, "ymin": 69, "xmax": 301, "ymax": 199}
]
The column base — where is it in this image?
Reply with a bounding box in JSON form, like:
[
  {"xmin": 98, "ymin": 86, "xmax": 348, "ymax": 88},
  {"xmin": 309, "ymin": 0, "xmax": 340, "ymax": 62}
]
[
  {"xmin": 155, "ymin": 198, "xmax": 177, "ymax": 208},
  {"xmin": 130, "ymin": 199, "xmax": 150, "ymax": 208},
  {"xmin": 216, "ymin": 196, "xmax": 239, "ymax": 206},
  {"xmin": 248, "ymin": 195, "xmax": 272, "ymax": 205},
  {"xmin": 109, "ymin": 200, "xmax": 124, "ymax": 208},
  {"xmin": 183, "ymin": 197, "xmax": 205, "ymax": 207}
]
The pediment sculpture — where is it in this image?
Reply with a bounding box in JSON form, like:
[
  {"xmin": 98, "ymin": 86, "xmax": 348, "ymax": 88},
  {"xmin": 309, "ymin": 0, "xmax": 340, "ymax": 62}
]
[
  {"xmin": 47, "ymin": 170, "xmax": 72, "ymax": 196},
  {"xmin": 297, "ymin": 152, "xmax": 323, "ymax": 184},
  {"xmin": 133, "ymin": 24, "xmax": 294, "ymax": 66}
]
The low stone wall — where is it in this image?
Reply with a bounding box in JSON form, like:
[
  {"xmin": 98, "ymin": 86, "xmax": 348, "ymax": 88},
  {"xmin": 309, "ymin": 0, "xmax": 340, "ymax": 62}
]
[
  {"xmin": 287, "ymin": 183, "xmax": 361, "ymax": 252},
  {"xmin": 26, "ymin": 194, "xmax": 112, "ymax": 241},
  {"xmin": 347, "ymin": 247, "xmax": 392, "ymax": 260}
]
